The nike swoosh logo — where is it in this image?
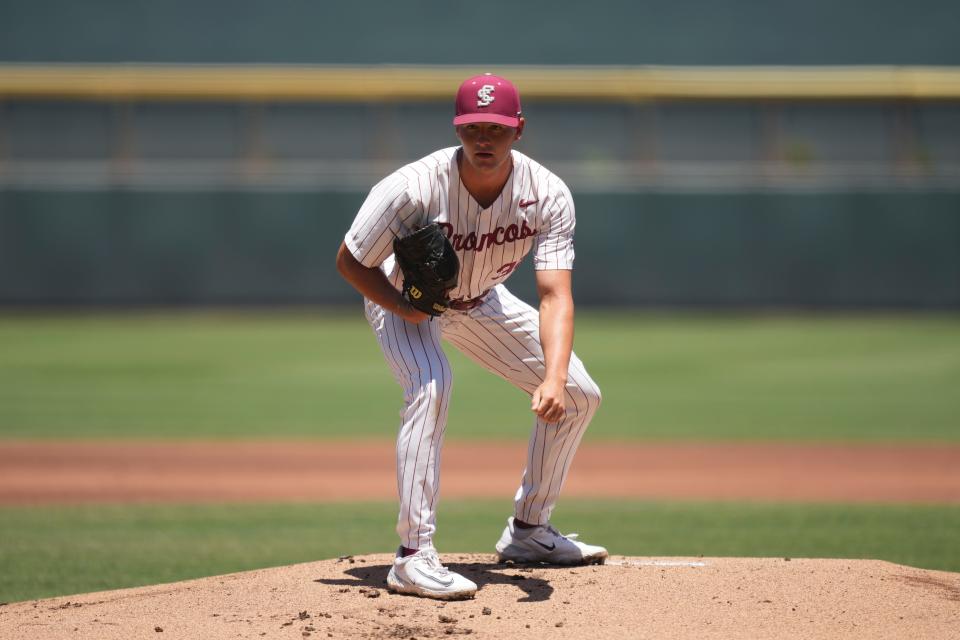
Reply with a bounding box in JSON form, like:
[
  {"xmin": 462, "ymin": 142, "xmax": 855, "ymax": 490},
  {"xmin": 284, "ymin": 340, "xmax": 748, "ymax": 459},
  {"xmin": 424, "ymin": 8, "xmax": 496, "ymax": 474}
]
[
  {"xmin": 413, "ymin": 567, "xmax": 455, "ymax": 587},
  {"xmin": 519, "ymin": 199, "xmax": 539, "ymax": 209},
  {"xmin": 532, "ymin": 539, "xmax": 556, "ymax": 551}
]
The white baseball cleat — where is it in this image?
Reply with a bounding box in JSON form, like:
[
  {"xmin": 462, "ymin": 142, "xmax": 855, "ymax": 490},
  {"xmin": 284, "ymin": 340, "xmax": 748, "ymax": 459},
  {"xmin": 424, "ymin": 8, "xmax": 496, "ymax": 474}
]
[
  {"xmin": 385, "ymin": 547, "xmax": 477, "ymax": 600},
  {"xmin": 495, "ymin": 517, "xmax": 609, "ymax": 565}
]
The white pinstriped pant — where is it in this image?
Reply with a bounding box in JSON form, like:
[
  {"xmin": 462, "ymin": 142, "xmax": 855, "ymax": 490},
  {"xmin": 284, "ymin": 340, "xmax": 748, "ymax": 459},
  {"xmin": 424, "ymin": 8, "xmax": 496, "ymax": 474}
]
[{"xmin": 364, "ymin": 284, "xmax": 602, "ymax": 550}]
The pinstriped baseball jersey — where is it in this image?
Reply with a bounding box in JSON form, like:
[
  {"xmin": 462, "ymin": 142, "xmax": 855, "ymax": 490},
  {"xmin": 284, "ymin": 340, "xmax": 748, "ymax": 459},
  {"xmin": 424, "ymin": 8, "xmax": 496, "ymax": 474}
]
[
  {"xmin": 342, "ymin": 143, "xmax": 600, "ymax": 554},
  {"xmin": 344, "ymin": 147, "xmax": 575, "ymax": 301}
]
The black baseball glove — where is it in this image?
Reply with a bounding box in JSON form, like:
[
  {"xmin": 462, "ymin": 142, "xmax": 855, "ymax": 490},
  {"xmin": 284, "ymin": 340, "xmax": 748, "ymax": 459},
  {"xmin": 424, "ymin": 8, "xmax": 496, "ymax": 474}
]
[{"xmin": 393, "ymin": 223, "xmax": 460, "ymax": 316}]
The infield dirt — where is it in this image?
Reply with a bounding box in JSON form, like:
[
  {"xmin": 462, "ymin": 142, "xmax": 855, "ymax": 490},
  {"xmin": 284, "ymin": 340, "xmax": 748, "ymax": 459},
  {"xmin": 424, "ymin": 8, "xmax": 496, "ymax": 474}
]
[
  {"xmin": 3, "ymin": 440, "xmax": 960, "ymax": 504},
  {"xmin": 2, "ymin": 554, "xmax": 958, "ymax": 639}
]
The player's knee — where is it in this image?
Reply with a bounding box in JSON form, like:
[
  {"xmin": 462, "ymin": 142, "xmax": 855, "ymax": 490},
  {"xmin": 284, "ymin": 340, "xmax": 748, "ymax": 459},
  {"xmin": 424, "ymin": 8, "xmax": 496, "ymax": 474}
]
[
  {"xmin": 403, "ymin": 368, "xmax": 453, "ymax": 414},
  {"xmin": 421, "ymin": 369, "xmax": 453, "ymax": 405},
  {"xmin": 589, "ymin": 382, "xmax": 602, "ymax": 409},
  {"xmin": 584, "ymin": 381, "xmax": 602, "ymax": 415},
  {"xmin": 569, "ymin": 376, "xmax": 601, "ymax": 420}
]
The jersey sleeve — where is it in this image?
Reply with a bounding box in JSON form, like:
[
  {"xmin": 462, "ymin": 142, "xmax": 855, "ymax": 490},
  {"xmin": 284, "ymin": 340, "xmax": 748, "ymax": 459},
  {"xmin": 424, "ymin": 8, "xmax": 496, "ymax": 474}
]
[
  {"xmin": 532, "ymin": 180, "xmax": 576, "ymax": 270},
  {"xmin": 344, "ymin": 172, "xmax": 420, "ymax": 268}
]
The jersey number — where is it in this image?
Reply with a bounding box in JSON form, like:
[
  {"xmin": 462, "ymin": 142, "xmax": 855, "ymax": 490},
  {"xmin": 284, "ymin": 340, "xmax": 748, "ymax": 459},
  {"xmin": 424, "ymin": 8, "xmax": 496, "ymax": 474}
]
[{"xmin": 493, "ymin": 261, "xmax": 519, "ymax": 280}]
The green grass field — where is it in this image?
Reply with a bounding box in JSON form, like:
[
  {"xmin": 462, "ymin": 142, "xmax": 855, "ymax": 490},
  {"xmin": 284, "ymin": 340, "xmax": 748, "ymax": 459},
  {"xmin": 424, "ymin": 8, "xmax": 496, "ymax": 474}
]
[
  {"xmin": 2, "ymin": 311, "xmax": 958, "ymax": 605},
  {"xmin": 2, "ymin": 500, "xmax": 959, "ymax": 603},
  {"xmin": 1, "ymin": 311, "xmax": 958, "ymax": 441}
]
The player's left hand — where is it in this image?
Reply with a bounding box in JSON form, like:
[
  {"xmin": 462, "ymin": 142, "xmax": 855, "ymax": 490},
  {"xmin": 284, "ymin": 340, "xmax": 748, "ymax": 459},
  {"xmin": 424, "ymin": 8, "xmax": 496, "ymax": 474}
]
[{"xmin": 531, "ymin": 378, "xmax": 567, "ymax": 423}]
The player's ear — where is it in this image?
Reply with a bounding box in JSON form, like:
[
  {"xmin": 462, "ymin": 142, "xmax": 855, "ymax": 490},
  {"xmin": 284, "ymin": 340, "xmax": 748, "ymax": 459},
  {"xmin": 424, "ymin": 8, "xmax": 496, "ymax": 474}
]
[{"xmin": 514, "ymin": 116, "xmax": 525, "ymax": 141}]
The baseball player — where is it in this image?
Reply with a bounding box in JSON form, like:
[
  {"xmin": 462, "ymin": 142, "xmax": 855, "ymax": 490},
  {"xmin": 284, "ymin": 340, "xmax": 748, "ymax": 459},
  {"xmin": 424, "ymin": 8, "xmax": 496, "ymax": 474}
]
[{"xmin": 336, "ymin": 73, "xmax": 606, "ymax": 600}]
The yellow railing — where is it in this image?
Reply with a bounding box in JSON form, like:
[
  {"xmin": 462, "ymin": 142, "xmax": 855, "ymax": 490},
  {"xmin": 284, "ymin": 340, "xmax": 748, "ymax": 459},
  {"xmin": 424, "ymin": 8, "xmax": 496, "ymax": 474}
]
[{"xmin": 1, "ymin": 65, "xmax": 959, "ymax": 101}]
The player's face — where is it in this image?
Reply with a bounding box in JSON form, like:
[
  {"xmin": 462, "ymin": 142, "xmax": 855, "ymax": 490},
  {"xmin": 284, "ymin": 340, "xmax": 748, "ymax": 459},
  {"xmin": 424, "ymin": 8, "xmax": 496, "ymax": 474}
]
[{"xmin": 456, "ymin": 120, "xmax": 524, "ymax": 173}]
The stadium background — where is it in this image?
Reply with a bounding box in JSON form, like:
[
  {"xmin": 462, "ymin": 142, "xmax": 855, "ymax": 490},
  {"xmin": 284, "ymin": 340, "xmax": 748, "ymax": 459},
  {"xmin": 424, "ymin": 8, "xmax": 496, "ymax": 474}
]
[{"xmin": 1, "ymin": 0, "xmax": 958, "ymax": 603}]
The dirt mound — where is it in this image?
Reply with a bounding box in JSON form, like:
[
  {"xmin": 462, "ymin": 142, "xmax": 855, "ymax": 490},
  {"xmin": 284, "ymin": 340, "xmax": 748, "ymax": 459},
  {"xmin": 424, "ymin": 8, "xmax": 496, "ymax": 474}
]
[{"xmin": 3, "ymin": 555, "xmax": 959, "ymax": 639}]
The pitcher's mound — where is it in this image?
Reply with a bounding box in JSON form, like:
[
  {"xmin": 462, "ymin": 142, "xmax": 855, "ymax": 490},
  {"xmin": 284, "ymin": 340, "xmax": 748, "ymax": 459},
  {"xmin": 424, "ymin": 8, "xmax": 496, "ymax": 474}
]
[{"xmin": 2, "ymin": 555, "xmax": 958, "ymax": 639}]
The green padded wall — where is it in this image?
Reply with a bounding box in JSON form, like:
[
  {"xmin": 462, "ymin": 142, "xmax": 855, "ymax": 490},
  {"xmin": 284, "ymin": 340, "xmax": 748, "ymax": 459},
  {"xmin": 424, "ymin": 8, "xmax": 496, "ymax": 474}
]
[{"xmin": 1, "ymin": 190, "xmax": 957, "ymax": 308}]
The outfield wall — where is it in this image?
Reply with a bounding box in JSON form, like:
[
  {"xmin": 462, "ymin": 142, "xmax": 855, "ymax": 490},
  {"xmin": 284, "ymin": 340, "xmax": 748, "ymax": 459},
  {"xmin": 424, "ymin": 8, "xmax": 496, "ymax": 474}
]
[
  {"xmin": 2, "ymin": 0, "xmax": 959, "ymax": 66},
  {"xmin": 2, "ymin": 190, "xmax": 957, "ymax": 308}
]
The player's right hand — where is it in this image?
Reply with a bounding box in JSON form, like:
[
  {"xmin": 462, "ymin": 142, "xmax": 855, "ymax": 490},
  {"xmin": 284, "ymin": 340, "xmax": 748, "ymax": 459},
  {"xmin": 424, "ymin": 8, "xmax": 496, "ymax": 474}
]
[{"xmin": 531, "ymin": 378, "xmax": 567, "ymax": 423}]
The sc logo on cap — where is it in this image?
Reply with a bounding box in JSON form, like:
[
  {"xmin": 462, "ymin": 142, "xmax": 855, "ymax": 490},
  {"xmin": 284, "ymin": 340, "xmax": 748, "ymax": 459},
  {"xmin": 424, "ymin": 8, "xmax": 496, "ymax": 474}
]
[{"xmin": 477, "ymin": 85, "xmax": 495, "ymax": 107}]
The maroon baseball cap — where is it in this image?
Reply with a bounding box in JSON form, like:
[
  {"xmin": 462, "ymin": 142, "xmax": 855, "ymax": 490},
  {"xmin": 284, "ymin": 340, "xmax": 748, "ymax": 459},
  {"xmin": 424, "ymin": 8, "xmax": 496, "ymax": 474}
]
[{"xmin": 453, "ymin": 73, "xmax": 522, "ymax": 128}]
